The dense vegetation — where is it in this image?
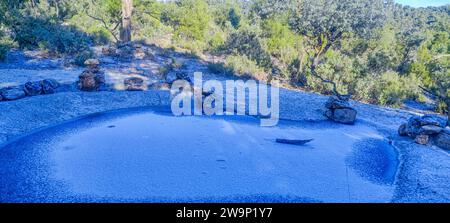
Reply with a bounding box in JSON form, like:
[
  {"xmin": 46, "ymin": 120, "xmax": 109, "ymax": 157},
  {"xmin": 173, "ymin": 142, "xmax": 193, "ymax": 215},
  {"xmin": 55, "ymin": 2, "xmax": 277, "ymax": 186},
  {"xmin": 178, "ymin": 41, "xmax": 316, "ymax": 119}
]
[{"xmin": 0, "ymin": 0, "xmax": 448, "ymax": 114}]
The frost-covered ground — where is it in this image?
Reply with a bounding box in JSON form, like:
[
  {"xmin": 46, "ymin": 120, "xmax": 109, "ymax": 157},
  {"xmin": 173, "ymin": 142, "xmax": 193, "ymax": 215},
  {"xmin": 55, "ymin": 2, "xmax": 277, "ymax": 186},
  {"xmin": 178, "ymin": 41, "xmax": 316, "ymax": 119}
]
[{"xmin": 0, "ymin": 49, "xmax": 449, "ymax": 203}]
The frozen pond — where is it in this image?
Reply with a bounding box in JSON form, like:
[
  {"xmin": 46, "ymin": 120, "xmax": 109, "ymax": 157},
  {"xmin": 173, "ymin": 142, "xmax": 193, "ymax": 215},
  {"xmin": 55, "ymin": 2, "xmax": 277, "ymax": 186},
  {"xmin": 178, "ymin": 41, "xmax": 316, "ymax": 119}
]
[{"xmin": 0, "ymin": 107, "xmax": 398, "ymax": 202}]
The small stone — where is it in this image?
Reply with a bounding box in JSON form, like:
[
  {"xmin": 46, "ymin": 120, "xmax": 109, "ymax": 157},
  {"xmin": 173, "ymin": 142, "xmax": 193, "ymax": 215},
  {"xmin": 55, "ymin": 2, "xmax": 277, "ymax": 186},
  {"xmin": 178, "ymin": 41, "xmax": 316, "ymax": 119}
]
[
  {"xmin": 40, "ymin": 79, "xmax": 59, "ymax": 94},
  {"xmin": 84, "ymin": 59, "xmax": 100, "ymax": 67},
  {"xmin": 415, "ymin": 134, "xmax": 429, "ymax": 145},
  {"xmin": 398, "ymin": 123, "xmax": 408, "ymax": 136},
  {"xmin": 419, "ymin": 125, "xmax": 443, "ymax": 135},
  {"xmin": 0, "ymin": 87, "xmax": 26, "ymax": 101},
  {"xmin": 124, "ymin": 77, "xmax": 146, "ymax": 91},
  {"xmin": 24, "ymin": 81, "xmax": 42, "ymax": 96}
]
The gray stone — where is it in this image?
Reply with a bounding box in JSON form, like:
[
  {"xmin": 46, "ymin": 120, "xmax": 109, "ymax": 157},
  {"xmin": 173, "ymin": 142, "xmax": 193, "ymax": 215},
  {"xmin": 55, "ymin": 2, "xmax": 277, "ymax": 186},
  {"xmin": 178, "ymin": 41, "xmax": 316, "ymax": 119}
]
[
  {"xmin": 84, "ymin": 59, "xmax": 100, "ymax": 67},
  {"xmin": 330, "ymin": 108, "xmax": 357, "ymax": 124},
  {"xmin": 0, "ymin": 87, "xmax": 26, "ymax": 101},
  {"xmin": 419, "ymin": 125, "xmax": 443, "ymax": 135},
  {"xmin": 398, "ymin": 123, "xmax": 408, "ymax": 136},
  {"xmin": 41, "ymin": 79, "xmax": 60, "ymax": 94},
  {"xmin": 78, "ymin": 71, "xmax": 105, "ymax": 91},
  {"xmin": 124, "ymin": 77, "xmax": 145, "ymax": 91},
  {"xmin": 406, "ymin": 116, "xmax": 422, "ymax": 137},
  {"xmin": 415, "ymin": 134, "xmax": 429, "ymax": 145},
  {"xmin": 419, "ymin": 115, "xmax": 447, "ymax": 128},
  {"xmin": 24, "ymin": 81, "xmax": 42, "ymax": 96}
]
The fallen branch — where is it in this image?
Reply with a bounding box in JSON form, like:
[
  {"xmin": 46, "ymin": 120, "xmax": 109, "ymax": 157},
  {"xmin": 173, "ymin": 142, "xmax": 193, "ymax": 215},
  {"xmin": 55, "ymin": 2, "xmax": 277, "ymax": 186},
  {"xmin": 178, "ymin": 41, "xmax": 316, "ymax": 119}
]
[{"xmin": 276, "ymin": 139, "xmax": 314, "ymax": 146}]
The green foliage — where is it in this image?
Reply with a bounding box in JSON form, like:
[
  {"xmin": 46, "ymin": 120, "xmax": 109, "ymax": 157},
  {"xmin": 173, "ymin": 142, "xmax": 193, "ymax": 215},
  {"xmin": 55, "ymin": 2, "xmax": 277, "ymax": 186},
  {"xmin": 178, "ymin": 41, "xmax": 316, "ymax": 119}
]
[
  {"xmin": 0, "ymin": 30, "xmax": 12, "ymax": 61},
  {"xmin": 13, "ymin": 16, "xmax": 91, "ymax": 55},
  {"xmin": 224, "ymin": 55, "xmax": 267, "ymax": 80},
  {"xmin": 162, "ymin": 0, "xmax": 211, "ymax": 41},
  {"xmin": 224, "ymin": 26, "xmax": 272, "ymax": 69}
]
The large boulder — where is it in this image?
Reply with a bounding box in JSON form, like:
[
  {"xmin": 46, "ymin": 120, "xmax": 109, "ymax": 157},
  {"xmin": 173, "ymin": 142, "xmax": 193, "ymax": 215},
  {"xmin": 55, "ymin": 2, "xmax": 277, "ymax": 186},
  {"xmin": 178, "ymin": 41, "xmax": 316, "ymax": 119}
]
[
  {"xmin": 419, "ymin": 125, "xmax": 443, "ymax": 135},
  {"xmin": 124, "ymin": 77, "xmax": 146, "ymax": 91},
  {"xmin": 78, "ymin": 71, "xmax": 105, "ymax": 91},
  {"xmin": 434, "ymin": 128, "xmax": 450, "ymax": 150},
  {"xmin": 24, "ymin": 81, "xmax": 42, "ymax": 96},
  {"xmin": 0, "ymin": 87, "xmax": 26, "ymax": 101},
  {"xmin": 326, "ymin": 107, "xmax": 357, "ymax": 124},
  {"xmin": 324, "ymin": 96, "xmax": 357, "ymax": 125},
  {"xmin": 40, "ymin": 79, "xmax": 60, "ymax": 94},
  {"xmin": 405, "ymin": 116, "xmax": 422, "ymax": 137},
  {"xmin": 419, "ymin": 114, "xmax": 447, "ymax": 128}
]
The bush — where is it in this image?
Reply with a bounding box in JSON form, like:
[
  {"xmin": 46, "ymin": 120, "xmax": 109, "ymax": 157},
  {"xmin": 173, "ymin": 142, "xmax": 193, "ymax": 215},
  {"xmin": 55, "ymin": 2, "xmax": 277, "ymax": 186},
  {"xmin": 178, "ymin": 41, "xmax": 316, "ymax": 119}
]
[
  {"xmin": 224, "ymin": 27, "xmax": 272, "ymax": 69},
  {"xmin": 0, "ymin": 29, "xmax": 13, "ymax": 61},
  {"xmin": 208, "ymin": 62, "xmax": 233, "ymax": 75},
  {"xmin": 224, "ymin": 55, "xmax": 267, "ymax": 81},
  {"xmin": 12, "ymin": 16, "xmax": 92, "ymax": 55}
]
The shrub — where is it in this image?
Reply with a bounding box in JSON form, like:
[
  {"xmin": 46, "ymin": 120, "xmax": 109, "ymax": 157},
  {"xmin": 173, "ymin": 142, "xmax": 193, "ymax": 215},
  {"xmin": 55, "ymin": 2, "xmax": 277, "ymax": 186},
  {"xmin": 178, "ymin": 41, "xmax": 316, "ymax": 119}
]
[
  {"xmin": 224, "ymin": 55, "xmax": 267, "ymax": 81},
  {"xmin": 0, "ymin": 32, "xmax": 11, "ymax": 61},
  {"xmin": 207, "ymin": 62, "xmax": 233, "ymax": 75},
  {"xmin": 74, "ymin": 50, "xmax": 95, "ymax": 67},
  {"xmin": 224, "ymin": 27, "xmax": 272, "ymax": 69},
  {"xmin": 12, "ymin": 16, "xmax": 92, "ymax": 55}
]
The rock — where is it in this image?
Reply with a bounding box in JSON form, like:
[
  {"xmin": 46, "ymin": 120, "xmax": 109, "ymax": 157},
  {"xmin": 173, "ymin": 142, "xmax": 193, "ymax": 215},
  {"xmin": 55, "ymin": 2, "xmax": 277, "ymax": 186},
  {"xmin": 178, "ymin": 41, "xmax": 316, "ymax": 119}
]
[
  {"xmin": 434, "ymin": 128, "xmax": 450, "ymax": 150},
  {"xmin": 84, "ymin": 59, "xmax": 100, "ymax": 67},
  {"xmin": 24, "ymin": 81, "xmax": 42, "ymax": 96},
  {"xmin": 328, "ymin": 108, "xmax": 357, "ymax": 124},
  {"xmin": 415, "ymin": 134, "xmax": 429, "ymax": 145},
  {"xmin": 40, "ymin": 79, "xmax": 60, "ymax": 94},
  {"xmin": 419, "ymin": 125, "xmax": 443, "ymax": 135},
  {"xmin": 398, "ymin": 123, "xmax": 408, "ymax": 136},
  {"xmin": 419, "ymin": 115, "xmax": 447, "ymax": 128},
  {"xmin": 325, "ymin": 96, "xmax": 351, "ymax": 109},
  {"xmin": 124, "ymin": 77, "xmax": 146, "ymax": 91},
  {"xmin": 0, "ymin": 87, "xmax": 26, "ymax": 101},
  {"xmin": 78, "ymin": 71, "xmax": 105, "ymax": 91},
  {"xmin": 149, "ymin": 82, "xmax": 170, "ymax": 90},
  {"xmin": 406, "ymin": 116, "xmax": 422, "ymax": 137},
  {"xmin": 165, "ymin": 71, "xmax": 178, "ymax": 83}
]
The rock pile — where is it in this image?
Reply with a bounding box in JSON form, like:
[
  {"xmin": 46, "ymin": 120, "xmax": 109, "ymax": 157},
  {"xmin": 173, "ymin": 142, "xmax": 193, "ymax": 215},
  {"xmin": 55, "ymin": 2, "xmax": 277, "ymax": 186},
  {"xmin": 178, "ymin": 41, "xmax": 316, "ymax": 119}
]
[
  {"xmin": 324, "ymin": 96, "xmax": 357, "ymax": 124},
  {"xmin": 133, "ymin": 44, "xmax": 146, "ymax": 60},
  {"xmin": 78, "ymin": 59, "xmax": 105, "ymax": 91},
  {"xmin": 124, "ymin": 77, "xmax": 146, "ymax": 91},
  {"xmin": 0, "ymin": 78, "xmax": 60, "ymax": 102},
  {"xmin": 399, "ymin": 114, "xmax": 449, "ymax": 150}
]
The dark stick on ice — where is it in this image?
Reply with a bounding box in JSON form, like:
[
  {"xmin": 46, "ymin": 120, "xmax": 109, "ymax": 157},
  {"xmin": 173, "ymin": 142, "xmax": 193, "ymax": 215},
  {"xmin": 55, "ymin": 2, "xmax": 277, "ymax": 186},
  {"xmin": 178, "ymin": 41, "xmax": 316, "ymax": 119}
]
[{"xmin": 276, "ymin": 139, "xmax": 314, "ymax": 146}]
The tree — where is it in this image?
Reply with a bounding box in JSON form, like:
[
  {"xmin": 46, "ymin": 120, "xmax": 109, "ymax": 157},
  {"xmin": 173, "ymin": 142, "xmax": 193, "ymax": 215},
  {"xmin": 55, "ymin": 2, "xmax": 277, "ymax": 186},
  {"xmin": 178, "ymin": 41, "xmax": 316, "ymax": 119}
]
[
  {"xmin": 120, "ymin": 0, "xmax": 133, "ymax": 43},
  {"xmin": 289, "ymin": 0, "xmax": 388, "ymax": 100}
]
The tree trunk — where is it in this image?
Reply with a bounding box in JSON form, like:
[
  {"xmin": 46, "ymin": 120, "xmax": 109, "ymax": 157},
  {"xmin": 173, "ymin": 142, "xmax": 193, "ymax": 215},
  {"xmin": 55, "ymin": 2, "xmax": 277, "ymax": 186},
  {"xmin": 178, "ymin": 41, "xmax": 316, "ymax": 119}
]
[{"xmin": 120, "ymin": 0, "xmax": 133, "ymax": 43}]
